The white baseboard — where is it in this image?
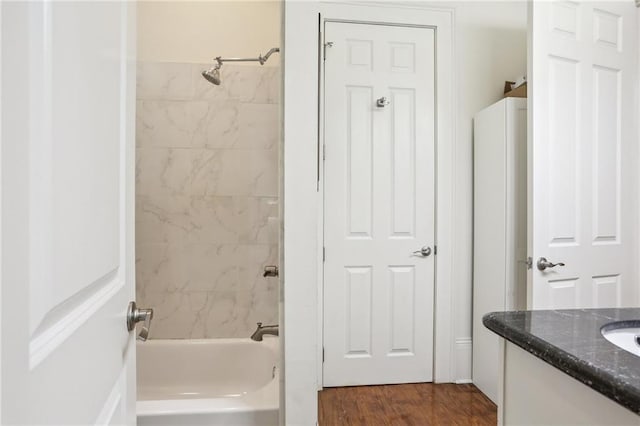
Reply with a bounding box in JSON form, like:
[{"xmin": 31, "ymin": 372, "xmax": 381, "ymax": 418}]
[
  {"xmin": 454, "ymin": 337, "xmax": 472, "ymax": 383},
  {"xmin": 318, "ymin": 338, "xmax": 473, "ymax": 386}
]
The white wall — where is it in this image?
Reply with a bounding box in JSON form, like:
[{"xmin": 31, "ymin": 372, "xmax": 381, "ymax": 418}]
[
  {"xmin": 452, "ymin": 1, "xmax": 527, "ymax": 381},
  {"xmin": 137, "ymin": 0, "xmax": 281, "ymax": 65}
]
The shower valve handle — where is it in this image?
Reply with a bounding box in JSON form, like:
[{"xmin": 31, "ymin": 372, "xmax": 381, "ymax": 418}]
[
  {"xmin": 127, "ymin": 301, "xmax": 154, "ymax": 342},
  {"xmin": 263, "ymin": 265, "xmax": 279, "ymax": 277}
]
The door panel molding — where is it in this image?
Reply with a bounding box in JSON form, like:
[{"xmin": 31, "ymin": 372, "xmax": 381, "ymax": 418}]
[{"xmin": 29, "ymin": 271, "xmax": 123, "ymax": 369}]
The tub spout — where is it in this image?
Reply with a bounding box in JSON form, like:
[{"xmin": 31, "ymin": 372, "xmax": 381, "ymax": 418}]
[{"xmin": 251, "ymin": 322, "xmax": 278, "ymax": 341}]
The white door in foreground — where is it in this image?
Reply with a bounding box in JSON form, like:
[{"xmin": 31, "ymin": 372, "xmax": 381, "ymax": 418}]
[
  {"xmin": 1, "ymin": 2, "xmax": 137, "ymax": 424},
  {"xmin": 528, "ymin": 1, "xmax": 638, "ymax": 309},
  {"xmin": 323, "ymin": 21, "xmax": 435, "ymax": 386}
]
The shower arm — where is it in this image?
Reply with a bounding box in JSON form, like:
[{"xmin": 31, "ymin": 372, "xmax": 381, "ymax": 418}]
[{"xmin": 214, "ymin": 47, "xmax": 280, "ymax": 66}]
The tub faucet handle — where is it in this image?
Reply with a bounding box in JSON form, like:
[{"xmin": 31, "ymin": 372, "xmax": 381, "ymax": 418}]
[
  {"xmin": 127, "ymin": 301, "xmax": 154, "ymax": 342},
  {"xmin": 263, "ymin": 266, "xmax": 279, "ymax": 277}
]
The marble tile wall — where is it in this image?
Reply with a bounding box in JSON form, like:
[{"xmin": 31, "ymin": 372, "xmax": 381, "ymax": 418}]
[{"xmin": 136, "ymin": 62, "xmax": 280, "ymax": 338}]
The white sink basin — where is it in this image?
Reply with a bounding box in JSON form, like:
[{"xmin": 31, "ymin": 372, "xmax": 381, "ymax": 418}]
[{"xmin": 601, "ymin": 326, "xmax": 640, "ymax": 357}]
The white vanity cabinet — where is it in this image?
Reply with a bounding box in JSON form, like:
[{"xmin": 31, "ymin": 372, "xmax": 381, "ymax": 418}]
[
  {"xmin": 472, "ymin": 98, "xmax": 527, "ymax": 403},
  {"xmin": 499, "ymin": 341, "xmax": 640, "ymax": 425},
  {"xmin": 485, "ymin": 309, "xmax": 640, "ymax": 425}
]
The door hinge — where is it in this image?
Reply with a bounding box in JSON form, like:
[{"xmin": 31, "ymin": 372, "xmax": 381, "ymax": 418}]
[
  {"xmin": 323, "ymin": 41, "xmax": 334, "ymax": 60},
  {"xmin": 517, "ymin": 257, "xmax": 533, "ymax": 269},
  {"xmin": 322, "ymin": 347, "xmax": 325, "ymax": 363},
  {"xmin": 323, "ymin": 246, "xmax": 326, "ymax": 262},
  {"xmin": 434, "ymin": 245, "xmax": 437, "ymax": 255}
]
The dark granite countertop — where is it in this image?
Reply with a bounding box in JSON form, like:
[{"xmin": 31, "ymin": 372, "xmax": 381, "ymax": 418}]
[{"xmin": 483, "ymin": 308, "xmax": 640, "ymax": 414}]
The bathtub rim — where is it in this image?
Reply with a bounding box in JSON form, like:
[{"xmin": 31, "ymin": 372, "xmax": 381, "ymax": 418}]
[
  {"xmin": 136, "ymin": 336, "xmax": 279, "ymax": 418},
  {"xmin": 136, "ymin": 373, "xmax": 279, "ymax": 417}
]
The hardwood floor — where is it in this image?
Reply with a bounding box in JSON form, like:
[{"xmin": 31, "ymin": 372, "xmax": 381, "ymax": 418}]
[{"xmin": 318, "ymin": 383, "xmax": 497, "ymax": 426}]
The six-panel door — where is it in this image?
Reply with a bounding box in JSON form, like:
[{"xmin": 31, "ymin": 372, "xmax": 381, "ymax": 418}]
[
  {"xmin": 323, "ymin": 21, "xmax": 436, "ymax": 387},
  {"xmin": 528, "ymin": 1, "xmax": 638, "ymax": 309}
]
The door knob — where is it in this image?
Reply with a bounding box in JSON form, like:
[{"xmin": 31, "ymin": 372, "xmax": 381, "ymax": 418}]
[
  {"xmin": 127, "ymin": 301, "xmax": 154, "ymax": 342},
  {"xmin": 413, "ymin": 246, "xmax": 432, "ymax": 257},
  {"xmin": 536, "ymin": 257, "xmax": 565, "ymax": 271}
]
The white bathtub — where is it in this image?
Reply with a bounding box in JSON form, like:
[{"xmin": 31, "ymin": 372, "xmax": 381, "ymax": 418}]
[{"xmin": 136, "ymin": 337, "xmax": 279, "ymax": 426}]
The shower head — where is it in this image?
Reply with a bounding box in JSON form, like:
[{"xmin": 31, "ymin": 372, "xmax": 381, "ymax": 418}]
[
  {"xmin": 201, "ymin": 48, "xmax": 280, "ymax": 86},
  {"xmin": 201, "ymin": 64, "xmax": 221, "ymax": 85}
]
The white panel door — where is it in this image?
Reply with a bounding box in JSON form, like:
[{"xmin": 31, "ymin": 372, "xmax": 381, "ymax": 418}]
[
  {"xmin": 528, "ymin": 1, "xmax": 638, "ymax": 309},
  {"xmin": 1, "ymin": 1, "xmax": 137, "ymax": 424},
  {"xmin": 323, "ymin": 22, "xmax": 435, "ymax": 386}
]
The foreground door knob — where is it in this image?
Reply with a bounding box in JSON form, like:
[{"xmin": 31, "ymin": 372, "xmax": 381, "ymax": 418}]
[
  {"xmin": 127, "ymin": 301, "xmax": 154, "ymax": 341},
  {"xmin": 536, "ymin": 257, "xmax": 565, "ymax": 271},
  {"xmin": 413, "ymin": 246, "xmax": 432, "ymax": 257}
]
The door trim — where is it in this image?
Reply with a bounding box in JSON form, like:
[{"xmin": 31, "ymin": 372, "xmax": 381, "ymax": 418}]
[
  {"xmin": 316, "ymin": 3, "xmax": 455, "ymax": 388},
  {"xmin": 282, "ymin": 2, "xmax": 454, "ymax": 422}
]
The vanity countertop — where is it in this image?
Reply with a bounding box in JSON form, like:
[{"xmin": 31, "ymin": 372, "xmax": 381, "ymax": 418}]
[{"xmin": 483, "ymin": 308, "xmax": 640, "ymax": 414}]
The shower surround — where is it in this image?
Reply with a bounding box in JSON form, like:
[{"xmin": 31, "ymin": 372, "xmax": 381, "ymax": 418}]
[{"xmin": 135, "ymin": 62, "xmax": 280, "ymax": 339}]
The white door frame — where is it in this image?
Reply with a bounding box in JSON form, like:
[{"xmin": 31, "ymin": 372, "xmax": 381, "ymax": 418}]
[
  {"xmin": 316, "ymin": 2, "xmax": 454, "ymax": 388},
  {"xmin": 283, "ymin": 2, "xmax": 453, "ymax": 423}
]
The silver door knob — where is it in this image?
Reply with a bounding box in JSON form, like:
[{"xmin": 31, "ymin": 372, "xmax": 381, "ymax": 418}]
[
  {"xmin": 376, "ymin": 97, "xmax": 390, "ymax": 107},
  {"xmin": 536, "ymin": 257, "xmax": 565, "ymax": 271},
  {"xmin": 127, "ymin": 301, "xmax": 154, "ymax": 342},
  {"xmin": 413, "ymin": 246, "xmax": 431, "ymax": 257}
]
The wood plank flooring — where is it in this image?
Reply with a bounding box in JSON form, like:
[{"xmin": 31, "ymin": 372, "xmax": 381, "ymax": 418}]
[{"xmin": 318, "ymin": 383, "xmax": 497, "ymax": 426}]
